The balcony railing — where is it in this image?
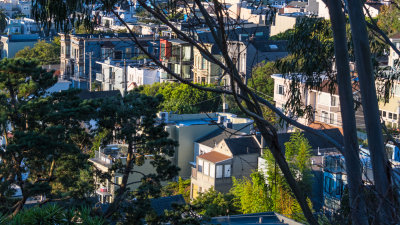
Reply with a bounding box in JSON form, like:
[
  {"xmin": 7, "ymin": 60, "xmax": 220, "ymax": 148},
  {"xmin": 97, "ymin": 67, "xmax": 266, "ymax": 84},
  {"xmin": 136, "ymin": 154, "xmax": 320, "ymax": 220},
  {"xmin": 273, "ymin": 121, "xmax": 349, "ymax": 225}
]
[
  {"xmin": 96, "ymin": 73, "xmax": 104, "ymax": 82},
  {"xmin": 94, "ymin": 151, "xmax": 113, "ymax": 166}
]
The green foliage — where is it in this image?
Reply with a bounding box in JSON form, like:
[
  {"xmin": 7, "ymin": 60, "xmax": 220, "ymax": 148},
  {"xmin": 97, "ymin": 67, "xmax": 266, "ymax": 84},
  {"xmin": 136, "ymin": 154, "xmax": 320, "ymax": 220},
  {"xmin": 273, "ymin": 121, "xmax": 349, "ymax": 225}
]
[
  {"xmin": 0, "ymin": 58, "xmax": 97, "ymax": 214},
  {"xmin": 94, "ymin": 92, "xmax": 179, "ymax": 220},
  {"xmin": 269, "ymin": 29, "xmax": 295, "ymax": 40},
  {"xmin": 263, "ymin": 132, "xmax": 313, "ymax": 222},
  {"xmin": 138, "ymin": 83, "xmax": 221, "ymax": 114},
  {"xmin": 191, "ymin": 188, "xmax": 238, "ymax": 217},
  {"xmin": 230, "ymin": 172, "xmax": 273, "ymax": 214},
  {"xmin": 0, "ymin": 204, "xmax": 106, "ymax": 225},
  {"xmin": 377, "ymin": 3, "xmax": 400, "ymax": 35},
  {"xmin": 161, "ymin": 177, "xmax": 191, "ymax": 202},
  {"xmin": 0, "ymin": 10, "xmax": 6, "ymax": 33},
  {"xmin": 15, "ymin": 38, "xmax": 61, "ymax": 65},
  {"xmin": 248, "ymin": 61, "xmax": 277, "ymax": 99}
]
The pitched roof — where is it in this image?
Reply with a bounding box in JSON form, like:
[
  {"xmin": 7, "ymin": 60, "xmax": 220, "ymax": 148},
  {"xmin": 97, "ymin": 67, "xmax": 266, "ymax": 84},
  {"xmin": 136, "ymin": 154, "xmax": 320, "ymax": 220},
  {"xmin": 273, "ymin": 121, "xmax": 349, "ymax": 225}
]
[
  {"xmin": 224, "ymin": 137, "xmax": 261, "ymax": 155},
  {"xmin": 198, "ymin": 151, "xmax": 232, "ymax": 163},
  {"xmin": 150, "ymin": 195, "xmax": 186, "ymax": 215},
  {"xmin": 277, "ymin": 129, "xmax": 343, "ymax": 153},
  {"xmin": 196, "ymin": 128, "xmax": 245, "ymax": 148},
  {"xmin": 390, "ymin": 33, "xmax": 400, "ymax": 39},
  {"xmin": 309, "ymin": 122, "xmax": 343, "ymax": 135}
]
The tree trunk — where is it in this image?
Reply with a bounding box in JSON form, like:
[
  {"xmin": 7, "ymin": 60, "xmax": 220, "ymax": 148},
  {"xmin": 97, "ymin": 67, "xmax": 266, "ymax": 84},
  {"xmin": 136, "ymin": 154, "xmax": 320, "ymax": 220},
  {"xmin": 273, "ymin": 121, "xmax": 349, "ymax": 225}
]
[
  {"xmin": 346, "ymin": 0, "xmax": 396, "ymax": 223},
  {"xmin": 326, "ymin": 1, "xmax": 368, "ymax": 224},
  {"xmin": 104, "ymin": 142, "xmax": 134, "ymax": 218}
]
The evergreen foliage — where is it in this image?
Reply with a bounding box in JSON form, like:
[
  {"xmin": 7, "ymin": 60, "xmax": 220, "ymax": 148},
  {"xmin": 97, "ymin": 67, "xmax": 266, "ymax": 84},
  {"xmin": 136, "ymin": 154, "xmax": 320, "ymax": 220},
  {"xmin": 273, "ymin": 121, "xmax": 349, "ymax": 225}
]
[
  {"xmin": 15, "ymin": 38, "xmax": 61, "ymax": 65},
  {"xmin": 138, "ymin": 83, "xmax": 221, "ymax": 114}
]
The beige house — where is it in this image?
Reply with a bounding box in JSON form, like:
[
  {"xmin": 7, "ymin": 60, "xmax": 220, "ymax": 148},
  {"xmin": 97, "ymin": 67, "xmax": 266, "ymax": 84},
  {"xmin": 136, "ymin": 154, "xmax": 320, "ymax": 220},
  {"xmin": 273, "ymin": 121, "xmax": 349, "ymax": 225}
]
[
  {"xmin": 192, "ymin": 43, "xmax": 223, "ymax": 84},
  {"xmin": 272, "ymin": 74, "xmax": 365, "ymax": 132},
  {"xmin": 160, "ymin": 112, "xmax": 254, "ymax": 179},
  {"xmin": 89, "ymin": 144, "xmax": 157, "ymax": 204},
  {"xmin": 190, "ymin": 136, "xmax": 261, "ymax": 199},
  {"xmin": 270, "ymin": 13, "xmax": 301, "ymax": 36},
  {"xmin": 378, "ymin": 80, "xmax": 400, "ymax": 129}
]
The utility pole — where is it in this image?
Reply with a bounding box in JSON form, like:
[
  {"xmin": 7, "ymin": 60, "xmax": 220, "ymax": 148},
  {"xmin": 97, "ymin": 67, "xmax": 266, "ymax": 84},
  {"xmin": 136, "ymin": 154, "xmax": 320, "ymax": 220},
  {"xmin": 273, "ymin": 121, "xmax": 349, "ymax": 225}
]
[
  {"xmin": 123, "ymin": 59, "xmax": 127, "ymax": 96},
  {"xmin": 89, "ymin": 52, "xmax": 92, "ymax": 91}
]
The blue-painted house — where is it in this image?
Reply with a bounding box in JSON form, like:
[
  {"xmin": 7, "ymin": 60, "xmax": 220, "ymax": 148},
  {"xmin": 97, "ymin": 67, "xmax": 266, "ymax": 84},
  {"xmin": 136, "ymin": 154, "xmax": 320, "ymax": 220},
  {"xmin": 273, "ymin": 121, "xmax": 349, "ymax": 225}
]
[{"xmin": 59, "ymin": 33, "xmax": 159, "ymax": 89}]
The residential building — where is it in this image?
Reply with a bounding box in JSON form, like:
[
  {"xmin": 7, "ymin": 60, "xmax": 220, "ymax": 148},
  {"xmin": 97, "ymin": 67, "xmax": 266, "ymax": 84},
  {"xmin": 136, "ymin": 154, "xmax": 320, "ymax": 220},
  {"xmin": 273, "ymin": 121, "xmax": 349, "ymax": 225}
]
[
  {"xmin": 127, "ymin": 63, "xmax": 161, "ymax": 89},
  {"xmin": 95, "ymin": 59, "xmax": 162, "ymax": 94},
  {"xmin": 270, "ymin": 13, "xmax": 306, "ymax": 36},
  {"xmin": 159, "ymin": 112, "xmax": 253, "ymax": 178},
  {"xmin": 272, "ymin": 74, "xmax": 365, "ymax": 132},
  {"xmin": 258, "ymin": 129, "xmax": 343, "ymax": 212},
  {"xmin": 0, "ymin": 33, "xmax": 39, "ymax": 58},
  {"xmin": 192, "ymin": 43, "xmax": 223, "ymax": 84},
  {"xmin": 191, "ymin": 135, "xmax": 261, "ymax": 199},
  {"xmin": 89, "ymin": 144, "xmax": 158, "ymax": 204},
  {"xmin": 388, "ymin": 33, "xmax": 400, "ymax": 68},
  {"xmin": 278, "ymin": 1, "xmax": 307, "ymax": 14},
  {"xmin": 226, "ymin": 3, "xmax": 272, "ymax": 25},
  {"xmin": 306, "ymin": 0, "xmax": 383, "ymax": 19},
  {"xmin": 59, "ymin": 33, "xmax": 158, "ymax": 89},
  {"xmin": 192, "ymin": 39, "xmax": 287, "ymax": 85},
  {"xmin": 193, "ymin": 128, "xmax": 246, "ymax": 163},
  {"xmin": 4, "ymin": 18, "xmax": 40, "ymax": 34},
  {"xmin": 159, "ymin": 39, "xmax": 193, "ymax": 82}
]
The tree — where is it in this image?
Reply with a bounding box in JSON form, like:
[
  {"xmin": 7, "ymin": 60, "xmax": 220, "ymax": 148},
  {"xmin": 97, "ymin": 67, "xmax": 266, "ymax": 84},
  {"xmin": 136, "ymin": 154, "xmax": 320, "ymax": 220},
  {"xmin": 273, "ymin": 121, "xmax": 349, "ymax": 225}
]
[
  {"xmin": 138, "ymin": 83, "xmax": 221, "ymax": 114},
  {"xmin": 191, "ymin": 188, "xmax": 238, "ymax": 217},
  {"xmin": 0, "ymin": 203, "xmax": 106, "ymax": 225},
  {"xmin": 230, "ymin": 172, "xmax": 273, "ymax": 214},
  {"xmin": 0, "ymin": 58, "xmax": 97, "ymax": 215},
  {"xmin": 161, "ymin": 177, "xmax": 191, "ymax": 202},
  {"xmin": 94, "ymin": 92, "xmax": 179, "ymax": 219},
  {"xmin": 248, "ymin": 61, "xmax": 277, "ymax": 99},
  {"xmin": 28, "ymin": 0, "xmax": 400, "ymax": 223},
  {"xmin": 262, "ymin": 132, "xmax": 313, "ymax": 222},
  {"xmin": 15, "ymin": 38, "xmax": 61, "ymax": 65},
  {"xmin": 377, "ymin": 2, "xmax": 400, "ymax": 35}
]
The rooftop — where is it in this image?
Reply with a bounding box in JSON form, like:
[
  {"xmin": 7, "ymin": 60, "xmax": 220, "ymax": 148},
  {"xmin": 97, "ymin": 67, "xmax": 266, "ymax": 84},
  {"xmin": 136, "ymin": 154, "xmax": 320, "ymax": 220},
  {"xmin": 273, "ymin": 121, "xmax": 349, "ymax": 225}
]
[
  {"xmin": 196, "ymin": 128, "xmax": 245, "ymax": 148},
  {"xmin": 224, "ymin": 137, "xmax": 261, "ymax": 155},
  {"xmin": 198, "ymin": 151, "xmax": 232, "ymax": 163}
]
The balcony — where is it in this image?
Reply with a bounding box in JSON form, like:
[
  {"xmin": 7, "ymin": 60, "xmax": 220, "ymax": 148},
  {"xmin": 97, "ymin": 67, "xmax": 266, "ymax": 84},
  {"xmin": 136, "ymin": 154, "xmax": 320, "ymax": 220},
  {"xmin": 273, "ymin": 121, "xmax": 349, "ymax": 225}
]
[
  {"xmin": 191, "ymin": 167, "xmax": 197, "ymax": 179},
  {"xmin": 96, "ymin": 73, "xmax": 104, "ymax": 82},
  {"xmin": 90, "ymin": 151, "xmax": 113, "ymax": 167}
]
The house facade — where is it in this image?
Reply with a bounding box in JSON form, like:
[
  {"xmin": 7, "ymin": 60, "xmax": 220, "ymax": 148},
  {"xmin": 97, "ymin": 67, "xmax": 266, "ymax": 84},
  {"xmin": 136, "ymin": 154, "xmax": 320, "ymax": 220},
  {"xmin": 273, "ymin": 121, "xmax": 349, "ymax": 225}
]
[
  {"xmin": 159, "ymin": 112, "xmax": 254, "ymax": 178},
  {"xmin": 159, "ymin": 39, "xmax": 193, "ymax": 82},
  {"xmin": 89, "ymin": 144, "xmax": 157, "ymax": 204},
  {"xmin": 191, "ymin": 136, "xmax": 261, "ymax": 199},
  {"xmin": 59, "ymin": 33, "xmax": 158, "ymax": 89}
]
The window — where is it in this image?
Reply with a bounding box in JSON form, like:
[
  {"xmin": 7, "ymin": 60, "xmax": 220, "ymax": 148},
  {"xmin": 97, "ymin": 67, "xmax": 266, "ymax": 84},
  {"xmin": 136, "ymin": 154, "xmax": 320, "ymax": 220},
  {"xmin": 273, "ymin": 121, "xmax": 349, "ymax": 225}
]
[
  {"xmin": 224, "ymin": 164, "xmax": 231, "ymax": 177},
  {"xmin": 394, "ymin": 114, "xmax": 398, "ymax": 121},
  {"xmin": 210, "ymin": 164, "xmax": 215, "ymax": 178},
  {"xmin": 380, "ymin": 110, "xmax": 382, "ymax": 116},
  {"xmin": 394, "ymin": 84, "xmax": 400, "ymax": 96},
  {"xmin": 278, "ymin": 85, "xmax": 284, "ymax": 95},
  {"xmin": 126, "ymin": 48, "xmax": 132, "ymax": 58},
  {"xmin": 336, "ymin": 179, "xmax": 343, "ymax": 196},
  {"xmin": 198, "ymin": 159, "xmax": 203, "ymax": 172},
  {"xmin": 322, "ymin": 111, "xmax": 329, "ymax": 123},
  {"xmin": 201, "ymin": 57, "xmax": 206, "ymax": 70},
  {"xmin": 116, "ymin": 176, "xmax": 123, "ymax": 185},
  {"xmin": 331, "ymin": 96, "xmax": 337, "ymax": 106},
  {"xmin": 389, "ymin": 113, "xmax": 393, "ymax": 119},
  {"xmin": 204, "ymin": 162, "xmax": 209, "ymax": 176},
  {"xmin": 114, "ymin": 51, "xmax": 122, "ymax": 60},
  {"xmin": 329, "ymin": 113, "xmax": 335, "ymax": 125},
  {"xmin": 383, "ymin": 111, "xmax": 387, "ymax": 117},
  {"xmin": 216, "ymin": 165, "xmax": 223, "ymax": 178}
]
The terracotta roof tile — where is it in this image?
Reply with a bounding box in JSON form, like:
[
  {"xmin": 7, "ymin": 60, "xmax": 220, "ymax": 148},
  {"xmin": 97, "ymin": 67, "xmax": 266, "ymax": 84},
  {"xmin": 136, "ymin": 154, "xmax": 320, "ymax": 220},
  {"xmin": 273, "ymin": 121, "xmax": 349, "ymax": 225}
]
[{"xmin": 198, "ymin": 151, "xmax": 231, "ymax": 163}]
